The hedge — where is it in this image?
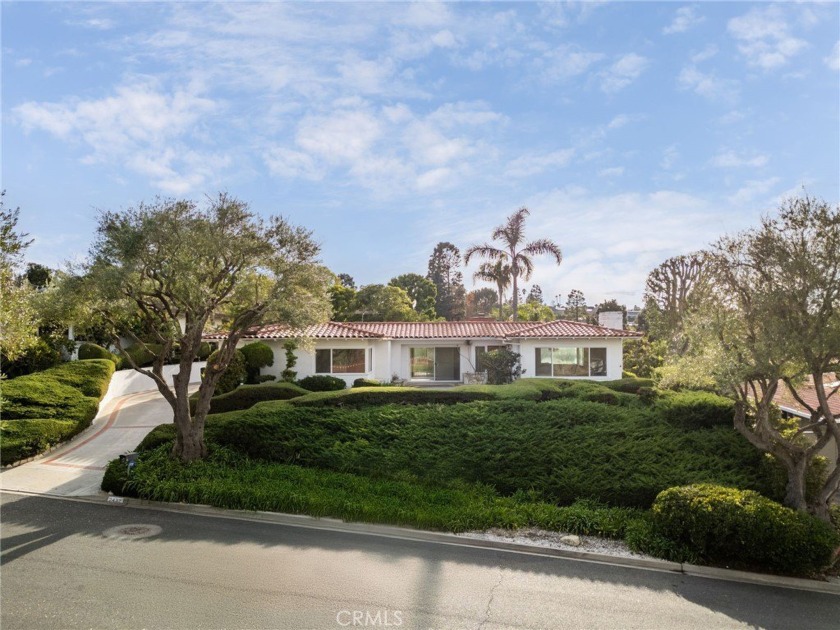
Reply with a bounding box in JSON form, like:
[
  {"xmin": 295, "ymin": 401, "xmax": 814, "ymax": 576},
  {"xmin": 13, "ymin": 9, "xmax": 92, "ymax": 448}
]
[
  {"xmin": 297, "ymin": 375, "xmax": 346, "ymax": 392},
  {"xmin": 290, "ymin": 387, "xmax": 496, "ymax": 408},
  {"xmin": 353, "ymin": 378, "xmax": 382, "ymax": 388},
  {"xmin": 601, "ymin": 378, "xmax": 654, "ymax": 394},
  {"xmin": 656, "ymin": 390, "xmax": 735, "ymax": 429},
  {"xmin": 240, "ymin": 342, "xmax": 274, "ymax": 384},
  {"xmin": 77, "ymin": 343, "xmax": 121, "ymax": 368},
  {"xmin": 1, "ymin": 359, "xmax": 115, "ymax": 465},
  {"xmin": 189, "ymin": 382, "xmax": 310, "ymax": 415},
  {"xmin": 206, "ymin": 349, "xmax": 246, "ymax": 394},
  {"xmin": 137, "ymin": 396, "xmax": 769, "ymax": 509},
  {"xmin": 646, "ymin": 484, "xmax": 840, "ymax": 575}
]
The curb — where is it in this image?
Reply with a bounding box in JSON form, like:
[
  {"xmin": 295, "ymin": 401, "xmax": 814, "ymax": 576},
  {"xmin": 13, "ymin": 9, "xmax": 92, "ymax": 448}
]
[{"xmin": 4, "ymin": 489, "xmax": 838, "ymax": 595}]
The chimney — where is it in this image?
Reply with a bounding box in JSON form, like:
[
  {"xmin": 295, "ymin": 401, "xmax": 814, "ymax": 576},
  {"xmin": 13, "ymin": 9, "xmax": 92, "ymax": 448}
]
[{"xmin": 598, "ymin": 311, "xmax": 624, "ymax": 330}]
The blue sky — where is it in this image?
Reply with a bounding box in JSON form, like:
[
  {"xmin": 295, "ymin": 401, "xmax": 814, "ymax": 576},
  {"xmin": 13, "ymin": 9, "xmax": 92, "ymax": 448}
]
[{"xmin": 3, "ymin": 1, "xmax": 839, "ymax": 308}]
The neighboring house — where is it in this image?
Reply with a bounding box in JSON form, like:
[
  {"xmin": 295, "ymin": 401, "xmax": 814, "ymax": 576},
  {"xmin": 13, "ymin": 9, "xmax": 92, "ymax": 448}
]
[
  {"xmin": 204, "ymin": 317, "xmax": 640, "ymax": 386},
  {"xmin": 773, "ymin": 374, "xmax": 840, "ymax": 464}
]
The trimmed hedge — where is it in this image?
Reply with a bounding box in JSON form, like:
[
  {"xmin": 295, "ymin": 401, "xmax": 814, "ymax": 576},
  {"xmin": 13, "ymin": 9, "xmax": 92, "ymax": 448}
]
[
  {"xmin": 240, "ymin": 342, "xmax": 274, "ymax": 384},
  {"xmin": 1, "ymin": 359, "xmax": 115, "ymax": 465},
  {"xmin": 0, "ymin": 419, "xmax": 77, "ymax": 465},
  {"xmin": 189, "ymin": 382, "xmax": 310, "ymax": 415},
  {"xmin": 647, "ymin": 484, "xmax": 840, "ymax": 575},
  {"xmin": 353, "ymin": 378, "xmax": 382, "ymax": 388},
  {"xmin": 137, "ymin": 396, "xmax": 769, "ymax": 509},
  {"xmin": 206, "ymin": 349, "xmax": 246, "ymax": 395},
  {"xmin": 602, "ymin": 378, "xmax": 654, "ymax": 394},
  {"xmin": 657, "ymin": 390, "xmax": 735, "ymax": 429},
  {"xmin": 77, "ymin": 343, "xmax": 120, "ymax": 368},
  {"xmin": 290, "ymin": 387, "xmax": 495, "ymax": 408},
  {"xmin": 297, "ymin": 375, "xmax": 346, "ymax": 392}
]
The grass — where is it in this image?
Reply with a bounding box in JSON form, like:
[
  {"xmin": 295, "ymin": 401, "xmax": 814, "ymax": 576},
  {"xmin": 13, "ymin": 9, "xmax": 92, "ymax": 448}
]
[
  {"xmin": 1, "ymin": 359, "xmax": 115, "ymax": 465},
  {"xmin": 104, "ymin": 445, "xmax": 644, "ymax": 535}
]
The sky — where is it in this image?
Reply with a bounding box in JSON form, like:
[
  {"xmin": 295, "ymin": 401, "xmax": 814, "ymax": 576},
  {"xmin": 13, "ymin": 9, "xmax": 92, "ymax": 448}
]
[{"xmin": 3, "ymin": 1, "xmax": 839, "ymax": 308}]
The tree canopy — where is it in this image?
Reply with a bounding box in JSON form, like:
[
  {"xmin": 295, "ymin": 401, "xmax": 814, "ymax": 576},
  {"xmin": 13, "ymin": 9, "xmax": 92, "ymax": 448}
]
[
  {"xmin": 83, "ymin": 193, "xmax": 332, "ymax": 461},
  {"xmin": 389, "ymin": 273, "xmax": 437, "ymax": 320},
  {"xmin": 0, "ymin": 192, "xmax": 38, "ymax": 363},
  {"xmin": 427, "ymin": 242, "xmax": 466, "ymax": 321}
]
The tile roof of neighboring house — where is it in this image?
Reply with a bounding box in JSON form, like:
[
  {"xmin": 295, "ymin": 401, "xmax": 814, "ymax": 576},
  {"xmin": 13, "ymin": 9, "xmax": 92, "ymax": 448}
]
[
  {"xmin": 203, "ymin": 320, "xmax": 642, "ymax": 341},
  {"xmin": 773, "ymin": 374, "xmax": 840, "ymax": 419}
]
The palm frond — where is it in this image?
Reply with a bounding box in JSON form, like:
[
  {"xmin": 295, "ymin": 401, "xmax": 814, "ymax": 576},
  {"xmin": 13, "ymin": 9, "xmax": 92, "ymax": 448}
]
[
  {"xmin": 464, "ymin": 244, "xmax": 506, "ymax": 265},
  {"xmin": 522, "ymin": 238, "xmax": 563, "ymax": 265}
]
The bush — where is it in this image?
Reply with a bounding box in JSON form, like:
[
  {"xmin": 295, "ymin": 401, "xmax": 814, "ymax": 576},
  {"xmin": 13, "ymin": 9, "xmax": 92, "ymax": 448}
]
[
  {"xmin": 1, "ymin": 338, "xmax": 62, "ymax": 377},
  {"xmin": 77, "ymin": 343, "xmax": 120, "ymax": 367},
  {"xmin": 121, "ymin": 343, "xmax": 158, "ymax": 368},
  {"xmin": 353, "ymin": 378, "xmax": 382, "ymax": 388},
  {"xmin": 656, "ymin": 390, "xmax": 735, "ymax": 429},
  {"xmin": 197, "ymin": 342, "xmax": 213, "ymax": 361},
  {"xmin": 483, "ymin": 349, "xmax": 523, "ymax": 385},
  {"xmin": 240, "ymin": 342, "xmax": 274, "ymax": 384},
  {"xmin": 189, "ymin": 382, "xmax": 310, "ymax": 415},
  {"xmin": 291, "ymin": 387, "xmax": 495, "ymax": 408},
  {"xmin": 297, "ymin": 375, "xmax": 346, "ymax": 392},
  {"xmin": 45, "ymin": 359, "xmax": 115, "ymax": 399},
  {"xmin": 0, "ymin": 419, "xmax": 77, "ymax": 466},
  {"xmin": 602, "ymin": 378, "xmax": 654, "ymax": 394},
  {"xmin": 206, "ymin": 349, "xmax": 247, "ymax": 395},
  {"xmin": 650, "ymin": 484, "xmax": 840, "ymax": 575},
  {"xmin": 256, "ymin": 375, "xmax": 276, "ymax": 383}
]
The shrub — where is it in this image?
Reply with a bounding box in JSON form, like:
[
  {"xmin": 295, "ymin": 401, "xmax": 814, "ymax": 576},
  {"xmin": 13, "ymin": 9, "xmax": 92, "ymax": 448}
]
[
  {"xmin": 353, "ymin": 378, "xmax": 382, "ymax": 388},
  {"xmin": 189, "ymin": 382, "xmax": 310, "ymax": 415},
  {"xmin": 650, "ymin": 484, "xmax": 840, "ymax": 575},
  {"xmin": 256, "ymin": 375, "xmax": 276, "ymax": 383},
  {"xmin": 297, "ymin": 375, "xmax": 346, "ymax": 392},
  {"xmin": 2, "ymin": 373, "xmax": 98, "ymax": 424},
  {"xmin": 483, "ymin": 349, "xmax": 523, "ymax": 385},
  {"xmin": 656, "ymin": 390, "xmax": 735, "ymax": 429},
  {"xmin": 121, "ymin": 343, "xmax": 157, "ymax": 368},
  {"xmin": 206, "ymin": 349, "xmax": 247, "ymax": 395},
  {"xmin": 602, "ymin": 378, "xmax": 654, "ymax": 394},
  {"xmin": 291, "ymin": 387, "xmax": 495, "ymax": 408},
  {"xmin": 0, "ymin": 419, "xmax": 77, "ymax": 466},
  {"xmin": 622, "ymin": 370, "xmax": 638, "ymax": 378},
  {"xmin": 77, "ymin": 343, "xmax": 120, "ymax": 367},
  {"xmin": 45, "ymin": 359, "xmax": 115, "ymax": 399},
  {"xmin": 240, "ymin": 342, "xmax": 274, "ymax": 384},
  {"xmin": 197, "ymin": 342, "xmax": 213, "ymax": 361},
  {"xmin": 281, "ymin": 341, "xmax": 298, "ymax": 383},
  {"xmin": 1, "ymin": 338, "xmax": 62, "ymax": 377}
]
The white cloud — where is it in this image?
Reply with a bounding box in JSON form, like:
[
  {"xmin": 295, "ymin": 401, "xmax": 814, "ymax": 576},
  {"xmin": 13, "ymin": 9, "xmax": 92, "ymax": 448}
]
[
  {"xmin": 677, "ymin": 66, "xmax": 739, "ymax": 103},
  {"xmin": 728, "ymin": 6, "xmax": 807, "ymax": 70},
  {"xmin": 539, "ymin": 45, "xmax": 605, "ymax": 82},
  {"xmin": 505, "ymin": 149, "xmax": 575, "ymax": 178},
  {"xmin": 264, "ymin": 147, "xmax": 324, "ymax": 180},
  {"xmin": 663, "ymin": 6, "xmax": 704, "ymax": 35},
  {"xmin": 296, "ymin": 109, "xmax": 383, "ymax": 163},
  {"xmin": 598, "ymin": 166, "xmax": 624, "ymax": 178},
  {"xmin": 660, "ymin": 145, "xmax": 679, "ymax": 170},
  {"xmin": 826, "ymin": 41, "xmax": 840, "ymax": 71},
  {"xmin": 727, "ymin": 177, "xmax": 781, "ymax": 205},
  {"xmin": 691, "ymin": 44, "xmax": 718, "ymax": 64},
  {"xmin": 600, "ymin": 53, "xmax": 649, "ymax": 93},
  {"xmin": 710, "ymin": 150, "xmax": 769, "ymax": 168}
]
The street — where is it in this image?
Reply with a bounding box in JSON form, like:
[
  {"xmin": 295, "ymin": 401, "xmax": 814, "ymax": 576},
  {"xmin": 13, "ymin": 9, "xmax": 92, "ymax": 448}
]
[{"xmin": 2, "ymin": 492, "xmax": 837, "ymax": 629}]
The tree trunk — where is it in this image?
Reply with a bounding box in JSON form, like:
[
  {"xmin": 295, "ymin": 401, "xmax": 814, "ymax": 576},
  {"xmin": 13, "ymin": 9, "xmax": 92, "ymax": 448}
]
[
  {"xmin": 170, "ymin": 347, "xmax": 209, "ymax": 462},
  {"xmin": 511, "ymin": 264, "xmax": 519, "ymax": 321},
  {"xmin": 783, "ymin": 457, "xmax": 809, "ymax": 513},
  {"xmin": 172, "ymin": 418, "xmax": 207, "ymax": 462}
]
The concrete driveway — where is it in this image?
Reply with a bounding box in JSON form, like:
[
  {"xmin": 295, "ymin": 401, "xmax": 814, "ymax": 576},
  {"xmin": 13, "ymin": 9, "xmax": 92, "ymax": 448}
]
[{"xmin": 0, "ymin": 390, "xmax": 173, "ymax": 497}]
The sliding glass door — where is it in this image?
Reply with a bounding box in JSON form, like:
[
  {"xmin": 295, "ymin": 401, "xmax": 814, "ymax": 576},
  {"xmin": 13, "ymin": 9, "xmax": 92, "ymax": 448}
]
[{"xmin": 410, "ymin": 347, "xmax": 460, "ymax": 381}]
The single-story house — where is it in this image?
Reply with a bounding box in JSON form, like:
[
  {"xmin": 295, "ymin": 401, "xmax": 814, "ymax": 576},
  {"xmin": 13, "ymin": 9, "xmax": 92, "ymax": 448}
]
[{"xmin": 204, "ymin": 316, "xmax": 641, "ymax": 386}]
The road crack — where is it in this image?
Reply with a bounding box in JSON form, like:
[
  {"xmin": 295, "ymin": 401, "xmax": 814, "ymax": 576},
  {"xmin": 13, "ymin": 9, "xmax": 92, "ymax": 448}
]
[{"xmin": 477, "ymin": 569, "xmax": 505, "ymax": 630}]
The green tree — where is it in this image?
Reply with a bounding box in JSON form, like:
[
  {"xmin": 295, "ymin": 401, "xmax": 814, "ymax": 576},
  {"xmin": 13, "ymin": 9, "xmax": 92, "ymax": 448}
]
[
  {"xmin": 329, "ymin": 282, "xmax": 357, "ymax": 321},
  {"xmin": 83, "ymin": 194, "xmax": 332, "ymax": 461},
  {"xmin": 337, "ymin": 273, "xmax": 356, "ymax": 289},
  {"xmin": 472, "ymin": 260, "xmax": 511, "ymax": 321},
  {"xmin": 0, "ymin": 192, "xmax": 37, "ymax": 362},
  {"xmin": 465, "ymin": 288, "xmax": 498, "ymax": 318},
  {"xmin": 526, "ymin": 284, "xmax": 544, "ymax": 304},
  {"xmin": 427, "ymin": 242, "xmax": 466, "ymax": 320},
  {"xmin": 389, "ymin": 273, "xmax": 437, "ymax": 320},
  {"xmin": 517, "ymin": 302, "xmax": 555, "ymax": 321},
  {"xmin": 564, "ymin": 289, "xmax": 587, "ymax": 322},
  {"xmin": 349, "ymin": 284, "xmax": 418, "ymax": 321},
  {"xmin": 465, "ymin": 208, "xmax": 562, "ymax": 321},
  {"xmin": 679, "ymin": 194, "xmax": 840, "ymax": 520},
  {"xmin": 594, "ymin": 298, "xmax": 628, "ymax": 327}
]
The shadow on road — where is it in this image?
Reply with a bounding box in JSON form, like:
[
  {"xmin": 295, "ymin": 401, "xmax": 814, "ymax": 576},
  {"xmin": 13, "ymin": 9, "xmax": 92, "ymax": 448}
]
[{"xmin": 2, "ymin": 492, "xmax": 837, "ymax": 629}]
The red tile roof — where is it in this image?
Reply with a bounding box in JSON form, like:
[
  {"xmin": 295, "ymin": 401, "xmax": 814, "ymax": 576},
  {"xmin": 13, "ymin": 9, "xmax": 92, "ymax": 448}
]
[
  {"xmin": 773, "ymin": 374, "xmax": 840, "ymax": 419},
  {"xmin": 204, "ymin": 320, "xmax": 641, "ymax": 341}
]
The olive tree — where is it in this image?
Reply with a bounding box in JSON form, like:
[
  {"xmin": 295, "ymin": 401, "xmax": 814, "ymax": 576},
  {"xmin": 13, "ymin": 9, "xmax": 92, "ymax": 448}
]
[
  {"xmin": 0, "ymin": 192, "xmax": 37, "ymax": 362},
  {"xmin": 85, "ymin": 194, "xmax": 332, "ymax": 461},
  {"xmin": 685, "ymin": 194, "xmax": 840, "ymax": 519}
]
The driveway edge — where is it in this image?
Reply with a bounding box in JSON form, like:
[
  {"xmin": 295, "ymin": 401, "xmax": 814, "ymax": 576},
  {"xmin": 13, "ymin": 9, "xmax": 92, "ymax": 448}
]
[{"xmin": 4, "ymin": 489, "xmax": 838, "ymax": 595}]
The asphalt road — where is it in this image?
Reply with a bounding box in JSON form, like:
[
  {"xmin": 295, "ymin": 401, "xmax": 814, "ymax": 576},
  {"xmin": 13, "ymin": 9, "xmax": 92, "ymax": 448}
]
[{"xmin": 1, "ymin": 493, "xmax": 838, "ymax": 630}]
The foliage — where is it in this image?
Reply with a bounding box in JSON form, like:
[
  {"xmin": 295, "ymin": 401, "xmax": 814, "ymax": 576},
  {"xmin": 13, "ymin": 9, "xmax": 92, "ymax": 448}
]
[
  {"xmin": 594, "ymin": 299, "xmax": 627, "ymax": 327},
  {"xmin": 123, "ymin": 343, "xmax": 159, "ymax": 368},
  {"xmin": 427, "ymin": 242, "xmax": 466, "ymax": 321},
  {"xmin": 465, "ymin": 208, "xmax": 562, "ymax": 321},
  {"xmin": 622, "ymin": 337, "xmax": 666, "ymax": 378},
  {"xmin": 482, "ymin": 349, "xmax": 523, "ymax": 384},
  {"xmin": 353, "ymin": 378, "xmax": 382, "ymax": 387},
  {"xmin": 196, "ymin": 342, "xmax": 212, "ymax": 361},
  {"xmin": 82, "ymin": 193, "xmax": 332, "ymax": 461},
  {"xmin": 465, "ymin": 288, "xmax": 498, "ymax": 319},
  {"xmin": 525, "ymin": 284, "xmax": 543, "ymax": 304},
  {"xmin": 389, "ymin": 273, "xmax": 437, "ymax": 320},
  {"xmin": 206, "ymin": 349, "xmax": 246, "ymax": 395},
  {"xmin": 328, "ymin": 283, "xmax": 357, "ymax": 321},
  {"xmin": 188, "ymin": 382, "xmax": 309, "ymax": 415},
  {"xmin": 1, "ymin": 338, "xmax": 63, "ymax": 377},
  {"xmin": 297, "ymin": 374, "xmax": 346, "ymax": 391},
  {"xmin": 0, "ymin": 192, "xmax": 37, "ymax": 362},
  {"xmin": 472, "ymin": 261, "xmax": 511, "ymax": 321},
  {"xmin": 336, "ymin": 273, "xmax": 355, "ymax": 289},
  {"xmin": 601, "ymin": 378, "xmax": 655, "ymax": 394},
  {"xmin": 281, "ymin": 340, "xmax": 297, "ymax": 382},
  {"xmin": 135, "ymin": 391, "xmax": 769, "ymax": 509},
  {"xmin": 655, "ymin": 390, "xmax": 735, "ymax": 429},
  {"xmin": 78, "ymin": 342, "xmax": 121, "ymax": 367},
  {"xmin": 290, "ymin": 387, "xmax": 496, "ymax": 407},
  {"xmin": 0, "ymin": 359, "xmax": 114, "ymax": 464},
  {"xmin": 103, "ymin": 445, "xmax": 645, "ymax": 536},
  {"xmin": 563, "ymin": 289, "xmax": 587, "ymax": 322},
  {"xmin": 349, "ymin": 284, "xmax": 419, "ymax": 321},
  {"xmin": 649, "ymin": 485, "xmax": 840, "ymax": 575},
  {"xmin": 239, "ymin": 342, "xmax": 274, "ymax": 384}
]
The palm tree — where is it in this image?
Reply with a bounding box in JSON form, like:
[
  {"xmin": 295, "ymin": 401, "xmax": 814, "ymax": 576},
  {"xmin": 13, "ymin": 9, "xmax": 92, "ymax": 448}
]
[
  {"xmin": 465, "ymin": 207, "xmax": 563, "ymax": 321},
  {"xmin": 473, "ymin": 260, "xmax": 511, "ymax": 320}
]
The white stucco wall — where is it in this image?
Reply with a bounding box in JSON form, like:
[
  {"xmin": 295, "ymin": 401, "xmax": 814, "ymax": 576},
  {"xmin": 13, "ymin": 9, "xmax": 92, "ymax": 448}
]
[
  {"xmin": 100, "ymin": 361, "xmax": 206, "ymax": 408},
  {"xmin": 516, "ymin": 338, "xmax": 624, "ymax": 381}
]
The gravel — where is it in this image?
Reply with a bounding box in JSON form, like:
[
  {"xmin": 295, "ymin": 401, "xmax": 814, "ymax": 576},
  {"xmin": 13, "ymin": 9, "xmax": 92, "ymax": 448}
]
[{"xmin": 457, "ymin": 527, "xmax": 657, "ymax": 560}]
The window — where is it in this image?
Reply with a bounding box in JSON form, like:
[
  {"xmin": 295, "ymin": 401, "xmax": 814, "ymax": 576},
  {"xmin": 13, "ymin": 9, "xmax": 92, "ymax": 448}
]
[
  {"xmin": 410, "ymin": 347, "xmax": 460, "ymax": 381},
  {"xmin": 535, "ymin": 347, "xmax": 607, "ymax": 377},
  {"xmin": 475, "ymin": 345, "xmax": 506, "ymax": 372},
  {"xmin": 315, "ymin": 348, "xmax": 366, "ymax": 374}
]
